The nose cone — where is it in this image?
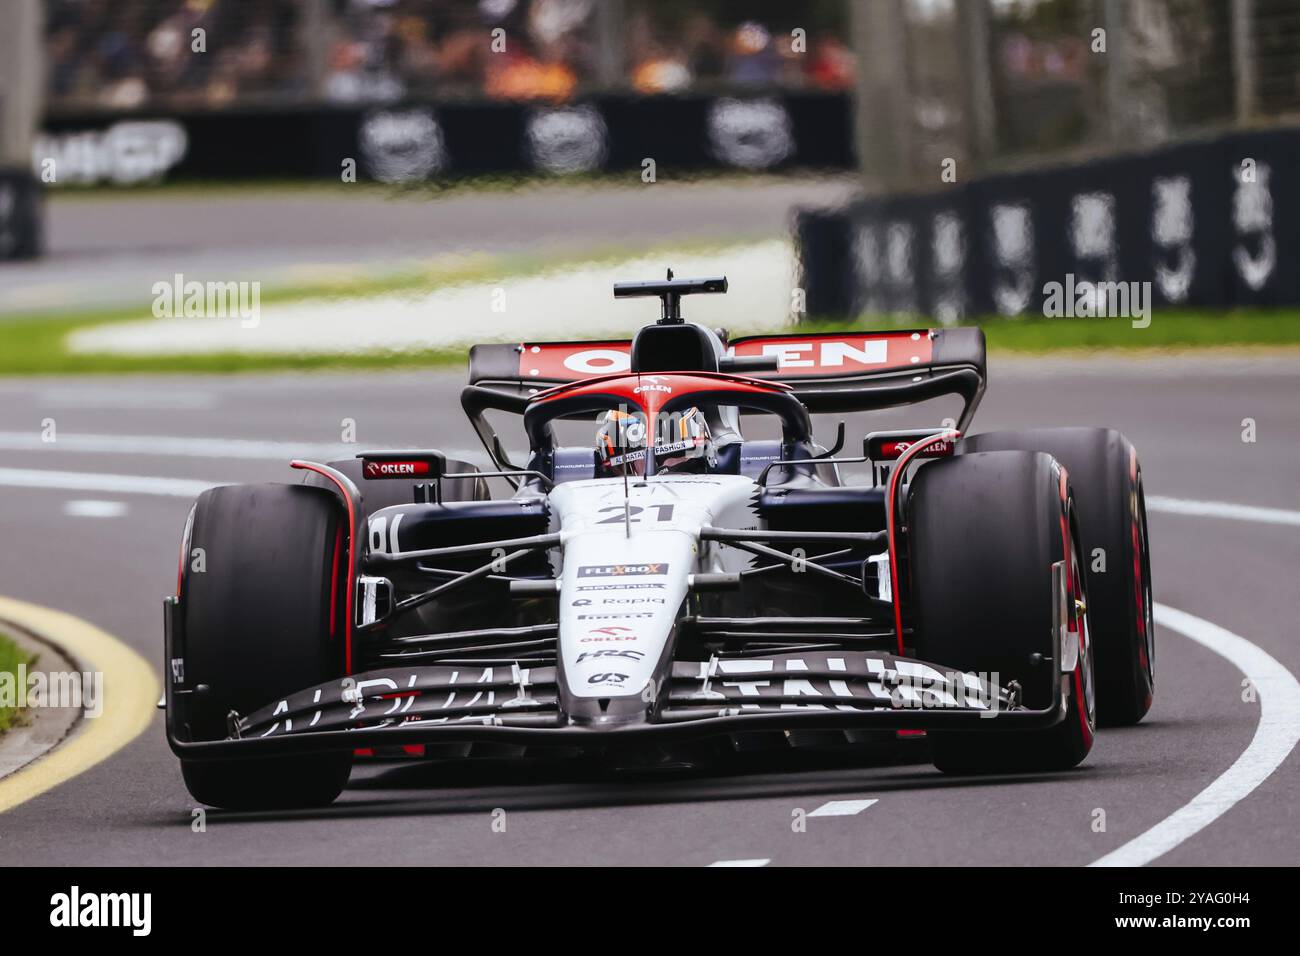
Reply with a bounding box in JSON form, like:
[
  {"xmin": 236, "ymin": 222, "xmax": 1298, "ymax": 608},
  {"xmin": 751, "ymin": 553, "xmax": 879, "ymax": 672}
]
[{"xmin": 557, "ymin": 531, "xmax": 693, "ymax": 724}]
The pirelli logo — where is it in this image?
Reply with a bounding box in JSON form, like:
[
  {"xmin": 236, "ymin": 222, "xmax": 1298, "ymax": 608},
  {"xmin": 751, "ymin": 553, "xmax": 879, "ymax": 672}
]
[{"xmin": 577, "ymin": 563, "xmax": 668, "ymax": 578}]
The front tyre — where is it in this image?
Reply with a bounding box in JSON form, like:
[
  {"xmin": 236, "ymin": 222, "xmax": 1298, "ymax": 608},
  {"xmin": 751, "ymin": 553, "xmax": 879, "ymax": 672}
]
[
  {"xmin": 909, "ymin": 451, "xmax": 1095, "ymax": 774},
  {"xmin": 178, "ymin": 483, "xmax": 353, "ymax": 810}
]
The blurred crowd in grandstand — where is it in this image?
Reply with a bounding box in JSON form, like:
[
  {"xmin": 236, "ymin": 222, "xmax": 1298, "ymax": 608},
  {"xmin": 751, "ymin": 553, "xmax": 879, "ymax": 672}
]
[
  {"xmin": 36, "ymin": 0, "xmax": 1300, "ymax": 188},
  {"xmin": 45, "ymin": 0, "xmax": 855, "ymax": 111}
]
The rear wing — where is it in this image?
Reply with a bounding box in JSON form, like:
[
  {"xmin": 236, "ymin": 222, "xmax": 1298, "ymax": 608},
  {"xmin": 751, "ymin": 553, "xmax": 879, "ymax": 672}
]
[{"xmin": 468, "ymin": 327, "xmax": 986, "ymax": 430}]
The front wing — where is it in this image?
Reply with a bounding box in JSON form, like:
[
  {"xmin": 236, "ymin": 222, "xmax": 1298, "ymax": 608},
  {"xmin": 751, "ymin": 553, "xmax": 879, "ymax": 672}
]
[{"xmin": 164, "ymin": 600, "xmax": 1068, "ymax": 761}]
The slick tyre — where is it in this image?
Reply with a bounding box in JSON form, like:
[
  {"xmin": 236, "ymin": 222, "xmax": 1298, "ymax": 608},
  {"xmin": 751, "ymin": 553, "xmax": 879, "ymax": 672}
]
[
  {"xmin": 178, "ymin": 483, "xmax": 352, "ymax": 810},
  {"xmin": 962, "ymin": 428, "xmax": 1154, "ymax": 725},
  {"xmin": 909, "ymin": 451, "xmax": 1096, "ymax": 774}
]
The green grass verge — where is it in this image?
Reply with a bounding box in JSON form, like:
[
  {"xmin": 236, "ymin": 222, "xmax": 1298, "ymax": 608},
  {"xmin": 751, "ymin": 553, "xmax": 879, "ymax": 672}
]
[
  {"xmin": 47, "ymin": 169, "xmax": 847, "ymax": 202},
  {"xmin": 0, "ymin": 310, "xmax": 471, "ymax": 375},
  {"xmin": 0, "ymin": 631, "xmax": 34, "ymax": 733},
  {"xmin": 0, "ymin": 300, "xmax": 470, "ymax": 376},
  {"xmin": 0, "ymin": 235, "xmax": 760, "ymax": 376}
]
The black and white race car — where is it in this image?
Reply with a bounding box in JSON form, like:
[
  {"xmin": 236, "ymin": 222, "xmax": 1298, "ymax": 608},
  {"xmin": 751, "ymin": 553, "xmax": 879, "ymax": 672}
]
[{"xmin": 164, "ymin": 274, "xmax": 1155, "ymax": 809}]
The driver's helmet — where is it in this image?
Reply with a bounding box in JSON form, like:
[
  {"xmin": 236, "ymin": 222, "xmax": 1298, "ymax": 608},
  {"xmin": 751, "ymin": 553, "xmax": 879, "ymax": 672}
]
[
  {"xmin": 657, "ymin": 405, "xmax": 713, "ymax": 472},
  {"xmin": 596, "ymin": 406, "xmax": 712, "ymax": 475},
  {"xmin": 596, "ymin": 408, "xmax": 648, "ymax": 473}
]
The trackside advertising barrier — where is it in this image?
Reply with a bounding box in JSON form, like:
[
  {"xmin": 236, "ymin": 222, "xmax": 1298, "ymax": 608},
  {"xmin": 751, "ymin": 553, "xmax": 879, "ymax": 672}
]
[
  {"xmin": 795, "ymin": 127, "xmax": 1300, "ymax": 319},
  {"xmin": 0, "ymin": 168, "xmax": 42, "ymax": 260},
  {"xmin": 36, "ymin": 92, "xmax": 852, "ymax": 186}
]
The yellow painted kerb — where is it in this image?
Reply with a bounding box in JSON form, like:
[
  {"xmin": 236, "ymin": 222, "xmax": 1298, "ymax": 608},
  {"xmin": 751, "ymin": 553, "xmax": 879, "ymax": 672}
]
[{"xmin": 0, "ymin": 595, "xmax": 159, "ymax": 813}]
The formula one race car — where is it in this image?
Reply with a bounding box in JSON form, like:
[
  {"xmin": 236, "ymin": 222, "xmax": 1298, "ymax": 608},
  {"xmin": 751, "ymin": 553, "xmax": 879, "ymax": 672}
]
[{"xmin": 163, "ymin": 274, "xmax": 1155, "ymax": 809}]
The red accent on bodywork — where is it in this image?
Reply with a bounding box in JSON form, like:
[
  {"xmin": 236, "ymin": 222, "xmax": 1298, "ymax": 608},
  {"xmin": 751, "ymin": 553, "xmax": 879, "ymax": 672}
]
[
  {"xmin": 534, "ymin": 370, "xmax": 792, "ymax": 419},
  {"xmin": 328, "ymin": 524, "xmax": 342, "ymax": 640},
  {"xmin": 175, "ymin": 504, "xmax": 196, "ymax": 600},
  {"xmin": 885, "ymin": 430, "xmax": 961, "ymax": 654},
  {"xmin": 354, "ymin": 744, "xmax": 426, "ymax": 759},
  {"xmin": 175, "ymin": 526, "xmax": 187, "ymax": 600},
  {"xmin": 291, "ymin": 461, "xmax": 357, "ymax": 674},
  {"xmin": 875, "ymin": 439, "xmax": 955, "ymax": 460},
  {"xmin": 1073, "ymin": 663, "xmax": 1093, "ymax": 745}
]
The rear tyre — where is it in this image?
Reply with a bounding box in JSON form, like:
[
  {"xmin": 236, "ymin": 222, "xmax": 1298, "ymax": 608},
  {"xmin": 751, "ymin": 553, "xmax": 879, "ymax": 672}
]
[
  {"xmin": 962, "ymin": 428, "xmax": 1154, "ymax": 725},
  {"xmin": 909, "ymin": 451, "xmax": 1095, "ymax": 774},
  {"xmin": 178, "ymin": 483, "xmax": 352, "ymax": 810}
]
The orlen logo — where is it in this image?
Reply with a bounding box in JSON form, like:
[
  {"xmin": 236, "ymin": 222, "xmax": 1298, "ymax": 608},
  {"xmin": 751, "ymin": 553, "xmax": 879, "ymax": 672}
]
[
  {"xmin": 877, "ymin": 440, "xmax": 954, "ymax": 460},
  {"xmin": 633, "ymin": 376, "xmax": 673, "ymax": 395},
  {"xmin": 520, "ymin": 344, "xmax": 631, "ymax": 379},
  {"xmin": 363, "ymin": 459, "xmax": 432, "ymax": 478},
  {"xmin": 581, "ymin": 626, "xmax": 638, "ymax": 643},
  {"xmin": 519, "ymin": 333, "xmax": 935, "ymax": 382},
  {"xmin": 726, "ymin": 332, "xmax": 933, "ymax": 375}
]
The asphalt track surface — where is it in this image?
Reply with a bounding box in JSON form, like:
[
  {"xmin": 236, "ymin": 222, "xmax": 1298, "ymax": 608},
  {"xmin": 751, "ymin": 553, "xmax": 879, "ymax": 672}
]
[
  {"xmin": 0, "ymin": 353, "xmax": 1296, "ymax": 866},
  {"xmin": 0, "ymin": 176, "xmax": 855, "ymax": 315}
]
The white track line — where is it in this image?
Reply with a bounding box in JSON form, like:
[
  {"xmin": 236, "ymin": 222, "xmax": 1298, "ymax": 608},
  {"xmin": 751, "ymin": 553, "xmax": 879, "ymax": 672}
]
[
  {"xmin": 1147, "ymin": 495, "xmax": 1300, "ymax": 528},
  {"xmin": 63, "ymin": 500, "xmax": 129, "ymax": 518},
  {"xmin": 708, "ymin": 858, "xmax": 771, "ymax": 867},
  {"xmin": 1090, "ymin": 603, "xmax": 1300, "ymax": 867},
  {"xmin": 0, "ymin": 431, "xmax": 353, "ymax": 460},
  {"xmin": 5, "ymin": 435, "xmax": 1294, "ymax": 529},
  {"xmin": 0, "ymin": 467, "xmax": 218, "ymax": 498},
  {"xmin": 808, "ymin": 799, "xmax": 878, "ymax": 817},
  {"xmin": 0, "ymin": 431, "xmax": 484, "ymax": 464}
]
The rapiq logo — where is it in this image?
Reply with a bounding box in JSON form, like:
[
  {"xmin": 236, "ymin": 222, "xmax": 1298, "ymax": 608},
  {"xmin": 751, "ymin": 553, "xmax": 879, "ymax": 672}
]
[{"xmin": 577, "ymin": 563, "xmax": 668, "ymax": 577}]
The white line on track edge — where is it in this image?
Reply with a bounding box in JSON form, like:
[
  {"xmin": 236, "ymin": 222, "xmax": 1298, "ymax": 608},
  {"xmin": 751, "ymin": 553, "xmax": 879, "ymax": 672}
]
[
  {"xmin": 1146, "ymin": 495, "xmax": 1300, "ymax": 528},
  {"xmin": 808, "ymin": 798, "xmax": 879, "ymax": 817},
  {"xmin": 0, "ymin": 467, "xmax": 217, "ymax": 498},
  {"xmin": 1089, "ymin": 603, "xmax": 1300, "ymax": 867},
  {"xmin": 0, "ymin": 431, "xmax": 483, "ymax": 464}
]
